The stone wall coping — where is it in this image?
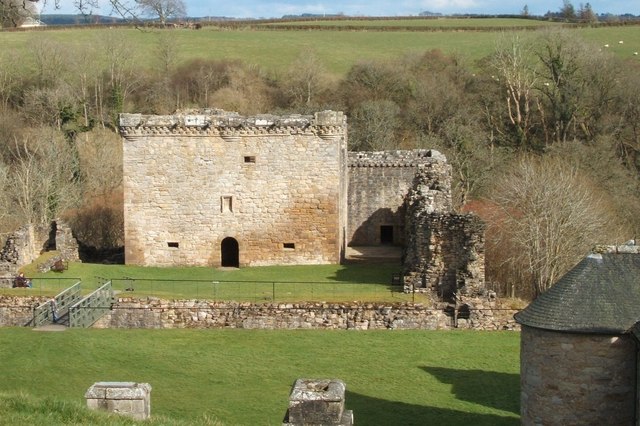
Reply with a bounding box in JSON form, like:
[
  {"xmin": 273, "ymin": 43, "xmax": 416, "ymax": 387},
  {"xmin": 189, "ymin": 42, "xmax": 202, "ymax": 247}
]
[
  {"xmin": 85, "ymin": 382, "xmax": 152, "ymax": 400},
  {"xmin": 289, "ymin": 379, "xmax": 346, "ymax": 402}
]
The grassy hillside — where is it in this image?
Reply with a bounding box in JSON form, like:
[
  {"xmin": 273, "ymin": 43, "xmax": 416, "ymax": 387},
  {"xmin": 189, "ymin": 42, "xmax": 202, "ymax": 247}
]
[
  {"xmin": 2, "ymin": 21, "xmax": 638, "ymax": 76},
  {"xmin": 0, "ymin": 328, "xmax": 520, "ymax": 425}
]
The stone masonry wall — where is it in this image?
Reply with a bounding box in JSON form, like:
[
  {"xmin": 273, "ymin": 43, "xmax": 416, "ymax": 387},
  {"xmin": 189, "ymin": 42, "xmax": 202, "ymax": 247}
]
[
  {"xmin": 95, "ymin": 298, "xmax": 517, "ymax": 330},
  {"xmin": 520, "ymin": 325, "xmax": 635, "ymax": 426},
  {"xmin": 403, "ymin": 212, "xmax": 485, "ymax": 299},
  {"xmin": 347, "ymin": 150, "xmax": 451, "ymax": 246},
  {"xmin": 0, "ymin": 296, "xmax": 48, "ymax": 326},
  {"xmin": 0, "ymin": 221, "xmax": 79, "ymax": 284},
  {"xmin": 402, "ymin": 165, "xmax": 485, "ymax": 300},
  {"xmin": 0, "ymin": 296, "xmax": 519, "ymax": 330},
  {"xmin": 0, "ymin": 225, "xmax": 42, "ymax": 279},
  {"xmin": 120, "ymin": 110, "xmax": 348, "ymax": 267}
]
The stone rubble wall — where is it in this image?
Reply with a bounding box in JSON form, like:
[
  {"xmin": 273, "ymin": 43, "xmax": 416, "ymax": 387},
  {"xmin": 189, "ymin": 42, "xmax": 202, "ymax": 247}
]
[
  {"xmin": 347, "ymin": 150, "xmax": 451, "ymax": 246},
  {"xmin": 0, "ymin": 221, "xmax": 79, "ymax": 284},
  {"xmin": 0, "ymin": 296, "xmax": 49, "ymax": 326},
  {"xmin": 56, "ymin": 221, "xmax": 80, "ymax": 263},
  {"xmin": 0, "ymin": 296, "xmax": 519, "ymax": 330},
  {"xmin": 403, "ymin": 212, "xmax": 485, "ymax": 299},
  {"xmin": 402, "ymin": 164, "xmax": 486, "ymax": 301},
  {"xmin": 0, "ymin": 225, "xmax": 43, "ymax": 279}
]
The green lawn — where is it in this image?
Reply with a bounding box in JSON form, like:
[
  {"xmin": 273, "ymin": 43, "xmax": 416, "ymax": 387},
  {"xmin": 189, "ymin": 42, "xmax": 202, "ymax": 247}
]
[
  {"xmin": 0, "ymin": 328, "xmax": 520, "ymax": 425},
  {"xmin": 4, "ymin": 258, "xmax": 430, "ymax": 303}
]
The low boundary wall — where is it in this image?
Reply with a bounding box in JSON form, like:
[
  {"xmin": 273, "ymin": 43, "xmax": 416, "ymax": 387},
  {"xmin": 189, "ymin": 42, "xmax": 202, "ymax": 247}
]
[{"xmin": 0, "ymin": 296, "xmax": 519, "ymax": 330}]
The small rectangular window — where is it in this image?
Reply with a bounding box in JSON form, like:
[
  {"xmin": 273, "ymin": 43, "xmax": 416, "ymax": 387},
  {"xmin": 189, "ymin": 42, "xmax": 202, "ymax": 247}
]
[
  {"xmin": 283, "ymin": 243, "xmax": 295, "ymax": 250},
  {"xmin": 244, "ymin": 156, "xmax": 256, "ymax": 163},
  {"xmin": 167, "ymin": 242, "xmax": 179, "ymax": 248},
  {"xmin": 221, "ymin": 196, "xmax": 233, "ymax": 213}
]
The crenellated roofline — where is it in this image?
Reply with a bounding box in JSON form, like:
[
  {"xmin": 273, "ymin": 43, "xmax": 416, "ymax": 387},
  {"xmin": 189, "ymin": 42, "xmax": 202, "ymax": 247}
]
[{"xmin": 119, "ymin": 109, "xmax": 346, "ymax": 139}]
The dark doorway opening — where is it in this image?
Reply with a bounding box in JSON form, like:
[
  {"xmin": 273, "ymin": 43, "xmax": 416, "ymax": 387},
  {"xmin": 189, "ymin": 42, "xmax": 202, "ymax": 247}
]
[
  {"xmin": 380, "ymin": 225, "xmax": 394, "ymax": 245},
  {"xmin": 221, "ymin": 237, "xmax": 239, "ymax": 267}
]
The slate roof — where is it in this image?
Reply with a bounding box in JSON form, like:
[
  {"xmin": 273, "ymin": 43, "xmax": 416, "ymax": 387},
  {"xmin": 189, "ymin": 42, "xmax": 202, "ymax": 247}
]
[{"xmin": 514, "ymin": 252, "xmax": 640, "ymax": 334}]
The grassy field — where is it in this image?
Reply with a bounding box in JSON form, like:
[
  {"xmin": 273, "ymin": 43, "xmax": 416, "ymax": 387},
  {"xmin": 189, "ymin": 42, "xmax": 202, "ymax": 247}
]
[
  {"xmin": 2, "ymin": 257, "xmax": 431, "ymax": 303},
  {"xmin": 1, "ymin": 22, "xmax": 638, "ymax": 76},
  {"xmin": 264, "ymin": 17, "xmax": 561, "ymax": 27},
  {"xmin": 0, "ymin": 328, "xmax": 520, "ymax": 425}
]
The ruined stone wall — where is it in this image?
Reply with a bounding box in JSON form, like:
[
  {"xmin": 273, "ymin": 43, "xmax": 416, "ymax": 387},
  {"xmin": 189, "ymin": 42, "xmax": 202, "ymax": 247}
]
[
  {"xmin": 520, "ymin": 325, "xmax": 635, "ymax": 426},
  {"xmin": 347, "ymin": 150, "xmax": 451, "ymax": 246},
  {"xmin": 0, "ymin": 225, "xmax": 41, "ymax": 278},
  {"xmin": 402, "ymin": 164, "xmax": 485, "ymax": 300},
  {"xmin": 0, "ymin": 296, "xmax": 519, "ymax": 329},
  {"xmin": 56, "ymin": 221, "xmax": 80, "ymax": 263},
  {"xmin": 0, "ymin": 221, "xmax": 79, "ymax": 283},
  {"xmin": 120, "ymin": 110, "xmax": 347, "ymax": 267},
  {"xmin": 403, "ymin": 212, "xmax": 485, "ymax": 299}
]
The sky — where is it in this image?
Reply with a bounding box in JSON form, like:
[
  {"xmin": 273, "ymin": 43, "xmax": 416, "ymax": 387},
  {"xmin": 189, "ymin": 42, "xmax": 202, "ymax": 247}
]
[{"xmin": 41, "ymin": 0, "xmax": 637, "ymax": 18}]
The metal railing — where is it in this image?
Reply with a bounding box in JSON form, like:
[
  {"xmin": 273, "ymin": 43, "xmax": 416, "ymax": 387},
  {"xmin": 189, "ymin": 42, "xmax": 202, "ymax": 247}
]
[
  {"xmin": 69, "ymin": 281, "xmax": 115, "ymax": 328},
  {"xmin": 32, "ymin": 281, "xmax": 82, "ymax": 327},
  {"xmin": 107, "ymin": 277, "xmax": 416, "ymax": 303}
]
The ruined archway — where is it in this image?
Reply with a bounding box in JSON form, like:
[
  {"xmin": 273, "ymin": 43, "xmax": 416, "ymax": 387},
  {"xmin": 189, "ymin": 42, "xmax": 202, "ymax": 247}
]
[{"xmin": 221, "ymin": 237, "xmax": 239, "ymax": 267}]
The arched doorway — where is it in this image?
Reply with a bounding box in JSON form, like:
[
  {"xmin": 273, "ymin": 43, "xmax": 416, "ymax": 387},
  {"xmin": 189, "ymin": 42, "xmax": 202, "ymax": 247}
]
[{"xmin": 221, "ymin": 237, "xmax": 239, "ymax": 267}]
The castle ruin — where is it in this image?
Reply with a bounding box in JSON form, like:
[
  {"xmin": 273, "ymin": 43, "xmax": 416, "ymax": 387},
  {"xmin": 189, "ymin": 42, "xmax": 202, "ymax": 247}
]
[
  {"xmin": 119, "ymin": 109, "xmax": 484, "ymax": 300},
  {"xmin": 120, "ymin": 110, "xmax": 347, "ymax": 267}
]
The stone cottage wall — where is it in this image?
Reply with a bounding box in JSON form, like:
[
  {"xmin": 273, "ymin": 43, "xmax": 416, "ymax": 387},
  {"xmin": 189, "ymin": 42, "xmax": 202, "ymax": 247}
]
[
  {"xmin": 347, "ymin": 150, "xmax": 451, "ymax": 246},
  {"xmin": 520, "ymin": 325, "xmax": 635, "ymax": 426},
  {"xmin": 120, "ymin": 110, "xmax": 348, "ymax": 267}
]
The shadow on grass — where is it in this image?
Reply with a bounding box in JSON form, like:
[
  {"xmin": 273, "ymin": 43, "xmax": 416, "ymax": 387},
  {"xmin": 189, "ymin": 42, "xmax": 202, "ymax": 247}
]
[
  {"xmin": 345, "ymin": 390, "xmax": 518, "ymax": 426},
  {"xmin": 331, "ymin": 262, "xmax": 402, "ymax": 285},
  {"xmin": 421, "ymin": 366, "xmax": 520, "ymax": 415}
]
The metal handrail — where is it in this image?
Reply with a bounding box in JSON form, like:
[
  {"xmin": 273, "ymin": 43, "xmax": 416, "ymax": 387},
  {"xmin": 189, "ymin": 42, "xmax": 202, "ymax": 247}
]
[
  {"xmin": 69, "ymin": 281, "xmax": 115, "ymax": 328},
  {"xmin": 32, "ymin": 281, "xmax": 82, "ymax": 327}
]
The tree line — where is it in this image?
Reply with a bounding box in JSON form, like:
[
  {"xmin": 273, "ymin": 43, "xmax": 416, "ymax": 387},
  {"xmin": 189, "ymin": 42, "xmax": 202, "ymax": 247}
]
[{"xmin": 0, "ymin": 28, "xmax": 639, "ymax": 299}]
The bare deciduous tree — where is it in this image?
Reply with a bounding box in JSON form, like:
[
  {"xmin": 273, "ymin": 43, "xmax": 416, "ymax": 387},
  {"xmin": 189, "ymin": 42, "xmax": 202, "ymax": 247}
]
[
  {"xmin": 491, "ymin": 35, "xmax": 539, "ymax": 149},
  {"xmin": 349, "ymin": 99, "xmax": 401, "ymax": 151},
  {"xmin": 487, "ymin": 155, "xmax": 625, "ymax": 298},
  {"xmin": 28, "ymin": 35, "xmax": 70, "ymax": 88},
  {"xmin": 137, "ymin": 0, "xmax": 186, "ymax": 25},
  {"xmin": 420, "ymin": 119, "xmax": 504, "ymax": 209},
  {"xmin": 8, "ymin": 128, "xmax": 81, "ymax": 225},
  {"xmin": 283, "ymin": 51, "xmax": 330, "ymax": 110},
  {"xmin": 77, "ymin": 127, "xmax": 122, "ymax": 196}
]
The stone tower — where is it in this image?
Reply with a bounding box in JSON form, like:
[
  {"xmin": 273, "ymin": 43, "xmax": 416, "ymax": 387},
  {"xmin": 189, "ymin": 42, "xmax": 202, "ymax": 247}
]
[{"xmin": 119, "ymin": 109, "xmax": 348, "ymax": 267}]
